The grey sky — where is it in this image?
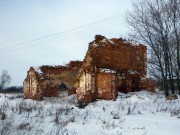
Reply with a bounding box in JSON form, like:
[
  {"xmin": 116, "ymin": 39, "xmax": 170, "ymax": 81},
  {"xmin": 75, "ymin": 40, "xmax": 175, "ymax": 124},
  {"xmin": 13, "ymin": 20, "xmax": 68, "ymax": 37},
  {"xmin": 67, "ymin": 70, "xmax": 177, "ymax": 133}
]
[{"xmin": 0, "ymin": 0, "xmax": 133, "ymax": 86}]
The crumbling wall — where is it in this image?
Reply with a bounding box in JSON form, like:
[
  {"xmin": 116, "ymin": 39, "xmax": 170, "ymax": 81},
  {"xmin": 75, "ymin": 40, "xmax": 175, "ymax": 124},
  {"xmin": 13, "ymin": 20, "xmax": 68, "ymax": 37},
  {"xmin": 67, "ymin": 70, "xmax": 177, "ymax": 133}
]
[
  {"xmin": 24, "ymin": 35, "xmax": 148, "ymax": 103},
  {"xmin": 23, "ymin": 67, "xmax": 43, "ymax": 100},
  {"xmin": 24, "ymin": 61, "xmax": 82, "ymax": 100},
  {"xmin": 76, "ymin": 35, "xmax": 147, "ymax": 103},
  {"xmin": 140, "ymin": 78, "xmax": 156, "ymax": 92},
  {"xmin": 40, "ymin": 66, "xmax": 67, "ymax": 75},
  {"xmin": 43, "ymin": 83, "xmax": 58, "ymax": 97},
  {"xmin": 68, "ymin": 87, "xmax": 76, "ymax": 96},
  {"xmin": 39, "ymin": 61, "xmax": 82, "ymax": 97},
  {"xmin": 96, "ymin": 72, "xmax": 118, "ymax": 100},
  {"xmin": 76, "ymin": 70, "xmax": 96, "ymax": 103},
  {"xmin": 40, "ymin": 60, "xmax": 82, "ymax": 75},
  {"xmin": 66, "ymin": 61, "xmax": 82, "ymax": 70},
  {"xmin": 88, "ymin": 35, "xmax": 146, "ymax": 76},
  {"xmin": 46, "ymin": 68, "xmax": 80, "ymax": 89}
]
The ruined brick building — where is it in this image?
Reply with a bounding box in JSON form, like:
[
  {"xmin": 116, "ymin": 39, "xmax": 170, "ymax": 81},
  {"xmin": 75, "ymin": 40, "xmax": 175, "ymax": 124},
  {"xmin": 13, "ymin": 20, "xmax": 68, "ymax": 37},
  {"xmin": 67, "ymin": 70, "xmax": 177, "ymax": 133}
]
[
  {"xmin": 76, "ymin": 35, "xmax": 147, "ymax": 103},
  {"xmin": 24, "ymin": 35, "xmax": 154, "ymax": 102},
  {"xmin": 23, "ymin": 61, "xmax": 82, "ymax": 100}
]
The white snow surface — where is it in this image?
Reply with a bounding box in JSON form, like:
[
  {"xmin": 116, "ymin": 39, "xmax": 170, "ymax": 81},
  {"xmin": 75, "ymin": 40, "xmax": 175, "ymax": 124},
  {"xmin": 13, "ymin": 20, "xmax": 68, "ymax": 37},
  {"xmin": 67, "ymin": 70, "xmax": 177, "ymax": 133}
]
[
  {"xmin": 99, "ymin": 68, "xmax": 116, "ymax": 73},
  {"xmin": 0, "ymin": 91, "xmax": 180, "ymax": 135}
]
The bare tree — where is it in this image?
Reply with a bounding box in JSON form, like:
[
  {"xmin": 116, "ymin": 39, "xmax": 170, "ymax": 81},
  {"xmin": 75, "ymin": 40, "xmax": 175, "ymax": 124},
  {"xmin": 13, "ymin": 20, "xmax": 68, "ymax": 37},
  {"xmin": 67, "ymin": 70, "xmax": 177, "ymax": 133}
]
[
  {"xmin": 126, "ymin": 0, "xmax": 180, "ymax": 96},
  {"xmin": 169, "ymin": 0, "xmax": 180, "ymax": 94},
  {"xmin": 0, "ymin": 70, "xmax": 11, "ymax": 91}
]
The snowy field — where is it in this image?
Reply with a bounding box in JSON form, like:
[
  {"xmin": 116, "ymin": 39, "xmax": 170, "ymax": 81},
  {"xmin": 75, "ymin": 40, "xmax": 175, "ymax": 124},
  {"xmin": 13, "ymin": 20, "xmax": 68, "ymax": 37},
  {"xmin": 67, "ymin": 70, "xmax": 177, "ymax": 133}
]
[{"xmin": 0, "ymin": 91, "xmax": 180, "ymax": 135}]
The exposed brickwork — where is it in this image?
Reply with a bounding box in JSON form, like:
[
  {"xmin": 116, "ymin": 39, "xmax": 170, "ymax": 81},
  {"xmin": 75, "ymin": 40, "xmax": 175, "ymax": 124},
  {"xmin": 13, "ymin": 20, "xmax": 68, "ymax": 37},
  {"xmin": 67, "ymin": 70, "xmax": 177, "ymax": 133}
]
[
  {"xmin": 40, "ymin": 66, "xmax": 67, "ymax": 74},
  {"xmin": 68, "ymin": 87, "xmax": 76, "ymax": 96},
  {"xmin": 39, "ymin": 61, "xmax": 82, "ymax": 75},
  {"xmin": 76, "ymin": 90, "xmax": 96, "ymax": 104},
  {"xmin": 140, "ymin": 78, "xmax": 156, "ymax": 92},
  {"xmin": 96, "ymin": 72, "xmax": 118, "ymax": 100},
  {"xmin": 76, "ymin": 35, "xmax": 147, "ymax": 103},
  {"xmin": 43, "ymin": 83, "xmax": 58, "ymax": 97},
  {"xmin": 23, "ymin": 67, "xmax": 43, "ymax": 100},
  {"xmin": 23, "ymin": 35, "xmax": 153, "ymax": 103},
  {"xmin": 87, "ymin": 35, "xmax": 146, "ymax": 75},
  {"xmin": 23, "ymin": 61, "xmax": 82, "ymax": 100}
]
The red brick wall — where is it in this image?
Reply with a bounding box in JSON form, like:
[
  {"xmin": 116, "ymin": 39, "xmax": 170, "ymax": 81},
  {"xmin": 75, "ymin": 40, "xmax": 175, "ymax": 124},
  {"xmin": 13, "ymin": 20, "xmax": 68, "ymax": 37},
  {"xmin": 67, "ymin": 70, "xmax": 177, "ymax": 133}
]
[
  {"xmin": 40, "ymin": 66, "xmax": 67, "ymax": 74},
  {"xmin": 86, "ymin": 35, "xmax": 146, "ymax": 76},
  {"xmin": 76, "ymin": 35, "xmax": 147, "ymax": 103},
  {"xmin": 96, "ymin": 72, "xmax": 118, "ymax": 100},
  {"xmin": 140, "ymin": 78, "xmax": 156, "ymax": 92},
  {"xmin": 76, "ymin": 90, "xmax": 96, "ymax": 104},
  {"xmin": 68, "ymin": 87, "xmax": 76, "ymax": 96},
  {"xmin": 23, "ymin": 67, "xmax": 44, "ymax": 100},
  {"xmin": 40, "ymin": 61, "xmax": 82, "ymax": 75},
  {"xmin": 43, "ymin": 83, "xmax": 58, "ymax": 97}
]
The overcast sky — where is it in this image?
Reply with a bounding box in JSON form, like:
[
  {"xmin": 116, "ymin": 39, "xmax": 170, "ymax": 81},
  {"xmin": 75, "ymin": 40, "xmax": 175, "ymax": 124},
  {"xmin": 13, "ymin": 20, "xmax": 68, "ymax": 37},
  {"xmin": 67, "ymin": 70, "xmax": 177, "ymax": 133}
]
[{"xmin": 0, "ymin": 0, "xmax": 133, "ymax": 86}]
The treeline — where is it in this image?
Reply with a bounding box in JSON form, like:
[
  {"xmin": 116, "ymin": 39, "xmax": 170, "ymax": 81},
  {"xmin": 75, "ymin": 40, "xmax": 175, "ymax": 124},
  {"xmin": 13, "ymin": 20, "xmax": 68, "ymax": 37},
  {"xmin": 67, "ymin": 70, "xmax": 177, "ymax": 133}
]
[
  {"xmin": 0, "ymin": 70, "xmax": 23, "ymax": 93},
  {"xmin": 126, "ymin": 0, "xmax": 180, "ymax": 96},
  {"xmin": 0, "ymin": 86, "xmax": 23, "ymax": 93}
]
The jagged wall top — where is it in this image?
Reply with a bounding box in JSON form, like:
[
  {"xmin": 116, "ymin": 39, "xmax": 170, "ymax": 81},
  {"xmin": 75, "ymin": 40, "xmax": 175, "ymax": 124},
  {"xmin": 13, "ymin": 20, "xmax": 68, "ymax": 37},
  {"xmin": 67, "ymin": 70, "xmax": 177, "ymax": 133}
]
[
  {"xmin": 29, "ymin": 61, "xmax": 82, "ymax": 79},
  {"xmin": 84, "ymin": 35, "xmax": 147, "ymax": 75},
  {"xmin": 88, "ymin": 35, "xmax": 143, "ymax": 49}
]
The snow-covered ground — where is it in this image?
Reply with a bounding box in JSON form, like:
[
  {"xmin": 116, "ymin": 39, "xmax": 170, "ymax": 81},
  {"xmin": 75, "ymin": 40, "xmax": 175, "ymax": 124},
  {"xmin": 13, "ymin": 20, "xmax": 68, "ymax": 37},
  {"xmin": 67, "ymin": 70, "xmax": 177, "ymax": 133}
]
[{"xmin": 0, "ymin": 91, "xmax": 180, "ymax": 135}]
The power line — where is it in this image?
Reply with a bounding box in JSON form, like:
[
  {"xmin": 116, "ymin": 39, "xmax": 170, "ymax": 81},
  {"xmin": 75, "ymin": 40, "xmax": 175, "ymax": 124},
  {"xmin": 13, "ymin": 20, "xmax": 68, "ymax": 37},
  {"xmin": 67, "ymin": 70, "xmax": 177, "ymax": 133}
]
[
  {"xmin": 0, "ymin": 14, "xmax": 124, "ymax": 52},
  {"xmin": 15, "ymin": 19, "xmax": 122, "ymax": 49},
  {"xmin": 1, "ymin": 20, "xmax": 122, "ymax": 56},
  {"xmin": 1, "ymin": 15, "xmax": 122, "ymax": 51}
]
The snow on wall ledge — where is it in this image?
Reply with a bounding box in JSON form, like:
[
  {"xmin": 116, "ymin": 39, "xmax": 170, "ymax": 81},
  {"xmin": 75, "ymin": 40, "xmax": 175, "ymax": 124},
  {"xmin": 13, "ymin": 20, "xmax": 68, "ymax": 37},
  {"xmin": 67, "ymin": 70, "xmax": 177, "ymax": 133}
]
[
  {"xmin": 23, "ymin": 35, "xmax": 155, "ymax": 103},
  {"xmin": 76, "ymin": 35, "xmax": 151, "ymax": 103}
]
